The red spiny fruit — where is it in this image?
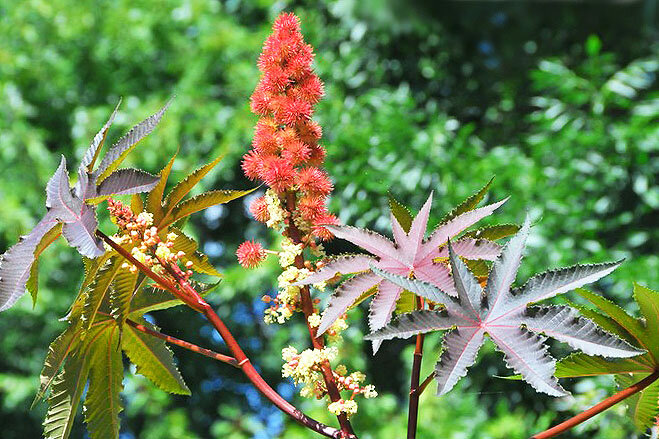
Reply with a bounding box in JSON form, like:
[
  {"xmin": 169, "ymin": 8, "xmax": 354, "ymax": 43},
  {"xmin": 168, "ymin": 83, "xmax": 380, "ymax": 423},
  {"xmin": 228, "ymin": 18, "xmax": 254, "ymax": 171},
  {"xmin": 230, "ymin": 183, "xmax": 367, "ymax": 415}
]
[
  {"xmin": 297, "ymin": 167, "xmax": 333, "ymax": 195},
  {"xmin": 311, "ymin": 214, "xmax": 338, "ymax": 241},
  {"xmin": 249, "ymin": 196, "xmax": 270, "ymax": 223},
  {"xmin": 236, "ymin": 240, "xmax": 266, "ymax": 268},
  {"xmin": 244, "ymin": 12, "xmax": 337, "ymax": 241}
]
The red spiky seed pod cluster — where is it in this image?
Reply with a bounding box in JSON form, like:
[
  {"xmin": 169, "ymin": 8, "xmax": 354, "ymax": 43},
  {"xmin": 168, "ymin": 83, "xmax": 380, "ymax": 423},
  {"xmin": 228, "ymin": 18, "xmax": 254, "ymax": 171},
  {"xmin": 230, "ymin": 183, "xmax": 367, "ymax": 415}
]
[{"xmin": 241, "ymin": 12, "xmax": 337, "ymax": 240}]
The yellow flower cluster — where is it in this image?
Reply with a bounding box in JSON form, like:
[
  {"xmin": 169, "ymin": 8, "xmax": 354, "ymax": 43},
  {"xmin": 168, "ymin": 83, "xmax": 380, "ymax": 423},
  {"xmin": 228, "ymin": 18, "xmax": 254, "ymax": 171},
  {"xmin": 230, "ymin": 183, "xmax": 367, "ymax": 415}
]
[
  {"xmin": 264, "ymin": 189, "xmax": 286, "ymax": 229},
  {"xmin": 327, "ymin": 399, "xmax": 358, "ymax": 417},
  {"xmin": 278, "ymin": 237, "xmax": 304, "ymax": 267},
  {"xmin": 281, "ymin": 345, "xmax": 339, "ymax": 399},
  {"xmin": 264, "ymin": 265, "xmax": 311, "ymax": 325}
]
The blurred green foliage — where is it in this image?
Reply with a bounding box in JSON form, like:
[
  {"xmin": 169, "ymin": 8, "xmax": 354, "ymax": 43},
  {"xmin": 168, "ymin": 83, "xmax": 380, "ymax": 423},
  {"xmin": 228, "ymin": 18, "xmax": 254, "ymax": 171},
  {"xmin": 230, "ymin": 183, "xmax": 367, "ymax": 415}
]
[{"xmin": 0, "ymin": 0, "xmax": 656, "ymax": 438}]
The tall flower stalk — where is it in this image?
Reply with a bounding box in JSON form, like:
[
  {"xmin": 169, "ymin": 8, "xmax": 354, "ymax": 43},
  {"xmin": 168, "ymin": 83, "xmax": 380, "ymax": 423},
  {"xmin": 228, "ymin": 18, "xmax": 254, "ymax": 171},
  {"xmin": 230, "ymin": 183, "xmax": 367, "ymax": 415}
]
[{"xmin": 239, "ymin": 13, "xmax": 373, "ymax": 436}]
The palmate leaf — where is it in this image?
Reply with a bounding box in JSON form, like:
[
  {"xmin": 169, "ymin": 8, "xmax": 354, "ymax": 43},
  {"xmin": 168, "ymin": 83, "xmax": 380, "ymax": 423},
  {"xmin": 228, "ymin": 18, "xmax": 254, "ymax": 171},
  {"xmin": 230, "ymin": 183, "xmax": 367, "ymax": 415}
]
[
  {"xmin": 552, "ymin": 283, "xmax": 659, "ymax": 430},
  {"xmin": 122, "ymin": 318, "xmax": 190, "ymax": 395},
  {"xmin": 148, "ymin": 152, "xmax": 177, "ymax": 223},
  {"xmin": 366, "ymin": 217, "xmax": 642, "ymax": 396},
  {"xmin": 0, "ymin": 100, "xmax": 169, "ymax": 312},
  {"xmin": 162, "ymin": 155, "xmax": 225, "ymax": 218},
  {"xmin": 109, "ymin": 269, "xmax": 140, "ymax": 329},
  {"xmin": 299, "ymin": 187, "xmax": 508, "ymax": 345},
  {"xmin": 128, "ymin": 280, "xmax": 219, "ymax": 317},
  {"xmin": 616, "ymin": 373, "xmax": 659, "ymax": 431},
  {"xmin": 162, "ymin": 189, "xmax": 256, "ymax": 227},
  {"xmin": 438, "ymin": 176, "xmax": 494, "ymax": 225},
  {"xmin": 43, "ymin": 350, "xmax": 90, "ymax": 439},
  {"xmin": 33, "ymin": 325, "xmax": 80, "ymax": 408},
  {"xmin": 83, "ymin": 324, "xmax": 124, "ymax": 439},
  {"xmin": 82, "ymin": 257, "xmax": 122, "ymax": 331}
]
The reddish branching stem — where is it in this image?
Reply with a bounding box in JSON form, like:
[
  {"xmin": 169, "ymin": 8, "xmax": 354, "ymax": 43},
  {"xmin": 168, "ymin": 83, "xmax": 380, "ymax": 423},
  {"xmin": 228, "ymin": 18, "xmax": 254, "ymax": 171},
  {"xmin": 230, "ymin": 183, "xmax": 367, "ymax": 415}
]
[
  {"xmin": 414, "ymin": 372, "xmax": 436, "ymax": 398},
  {"xmin": 125, "ymin": 319, "xmax": 239, "ymax": 367},
  {"xmin": 98, "ymin": 230, "xmax": 346, "ymax": 439},
  {"xmin": 285, "ymin": 192, "xmax": 356, "ymax": 437},
  {"xmin": 531, "ymin": 370, "xmax": 659, "ymax": 439},
  {"xmin": 407, "ymin": 296, "xmax": 425, "ymax": 439}
]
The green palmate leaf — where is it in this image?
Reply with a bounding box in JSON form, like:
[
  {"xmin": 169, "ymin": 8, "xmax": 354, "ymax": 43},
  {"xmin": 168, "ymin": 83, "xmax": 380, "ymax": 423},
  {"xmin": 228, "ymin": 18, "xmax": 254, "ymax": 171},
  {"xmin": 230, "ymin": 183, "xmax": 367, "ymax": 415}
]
[
  {"xmin": 556, "ymin": 353, "xmax": 652, "ymax": 378},
  {"xmin": 83, "ymin": 324, "xmax": 124, "ymax": 439},
  {"xmin": 633, "ymin": 283, "xmax": 659, "ymax": 360},
  {"xmin": 395, "ymin": 289, "xmax": 416, "ymax": 314},
  {"xmin": 169, "ymin": 228, "xmax": 221, "ymax": 277},
  {"xmin": 82, "ymin": 257, "xmax": 122, "ymax": 332},
  {"xmin": 122, "ymin": 319, "xmax": 190, "ymax": 395},
  {"xmin": 388, "ymin": 193, "xmax": 413, "ymax": 233},
  {"xmin": 27, "ymin": 223, "xmax": 63, "ymax": 306},
  {"xmin": 439, "ymin": 176, "xmax": 494, "ymax": 225},
  {"xmin": 162, "ymin": 154, "xmax": 224, "ymax": 217},
  {"xmin": 43, "ymin": 351, "xmax": 90, "ymax": 439},
  {"xmin": 465, "ymin": 259, "xmax": 489, "ymax": 277},
  {"xmin": 463, "ymin": 224, "xmax": 520, "ymax": 241},
  {"xmin": 109, "ymin": 269, "xmax": 139, "ymax": 329},
  {"xmin": 33, "ymin": 326, "xmax": 80, "ymax": 408},
  {"xmin": 148, "ymin": 152, "xmax": 177, "ymax": 223},
  {"xmin": 616, "ymin": 373, "xmax": 659, "ymax": 431},
  {"xmin": 163, "ymin": 189, "xmax": 255, "ymax": 227},
  {"xmin": 130, "ymin": 193, "xmax": 144, "ymax": 214},
  {"xmin": 577, "ymin": 288, "xmax": 649, "ymax": 352}
]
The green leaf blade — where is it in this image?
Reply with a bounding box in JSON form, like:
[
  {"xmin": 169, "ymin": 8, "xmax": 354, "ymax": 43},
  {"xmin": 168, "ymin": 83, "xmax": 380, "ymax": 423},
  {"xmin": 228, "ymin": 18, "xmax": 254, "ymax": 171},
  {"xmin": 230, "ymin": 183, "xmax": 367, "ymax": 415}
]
[{"xmin": 123, "ymin": 320, "xmax": 190, "ymax": 395}]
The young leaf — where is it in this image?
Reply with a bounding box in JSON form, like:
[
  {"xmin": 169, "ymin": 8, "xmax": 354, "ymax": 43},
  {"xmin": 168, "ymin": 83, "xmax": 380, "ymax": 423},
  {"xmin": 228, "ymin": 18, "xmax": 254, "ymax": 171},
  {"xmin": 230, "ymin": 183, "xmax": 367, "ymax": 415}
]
[
  {"xmin": 162, "ymin": 154, "xmax": 224, "ymax": 217},
  {"xmin": 95, "ymin": 168, "xmax": 160, "ymax": 197},
  {"xmin": 147, "ymin": 152, "xmax": 177, "ymax": 222},
  {"xmin": 94, "ymin": 99, "xmax": 172, "ymax": 183},
  {"xmin": 298, "ymin": 191, "xmax": 507, "ymax": 344},
  {"xmin": 388, "ymin": 193, "xmax": 413, "ymax": 233},
  {"xmin": 122, "ymin": 319, "xmax": 190, "ymax": 395},
  {"xmin": 366, "ymin": 220, "xmax": 641, "ymax": 396},
  {"xmin": 83, "ymin": 325, "xmax": 124, "ymax": 439}
]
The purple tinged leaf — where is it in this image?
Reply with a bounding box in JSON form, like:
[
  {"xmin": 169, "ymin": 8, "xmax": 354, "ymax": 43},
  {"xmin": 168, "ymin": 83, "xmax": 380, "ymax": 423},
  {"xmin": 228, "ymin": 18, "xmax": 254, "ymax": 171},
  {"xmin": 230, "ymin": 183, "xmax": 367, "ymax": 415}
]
[
  {"xmin": 484, "ymin": 215, "xmax": 532, "ymax": 319},
  {"xmin": 79, "ymin": 99, "xmax": 121, "ymax": 173},
  {"xmin": 368, "ymin": 280, "xmax": 403, "ymax": 353},
  {"xmin": 61, "ymin": 205, "xmax": 104, "ymax": 258},
  {"xmin": 296, "ymin": 254, "xmax": 377, "ymax": 286},
  {"xmin": 398, "ymin": 192, "xmax": 433, "ymax": 259},
  {"xmin": 364, "ymin": 310, "xmax": 463, "ymax": 342},
  {"xmin": 94, "ymin": 99, "xmax": 172, "ymax": 182},
  {"xmin": 366, "ymin": 221, "xmax": 638, "ymax": 397},
  {"xmin": 0, "ymin": 213, "xmax": 60, "ymax": 311},
  {"xmin": 520, "ymin": 306, "xmax": 644, "ymax": 358},
  {"xmin": 500, "ymin": 261, "xmax": 624, "ymax": 319},
  {"xmin": 437, "ymin": 238, "xmax": 501, "ymax": 261},
  {"xmin": 390, "ymin": 212, "xmax": 408, "ymax": 256},
  {"xmin": 317, "ymin": 272, "xmax": 381, "ymax": 336},
  {"xmin": 325, "ymin": 224, "xmax": 401, "ymax": 262},
  {"xmin": 414, "ymin": 263, "xmax": 457, "ymax": 296},
  {"xmin": 435, "ymin": 327, "xmax": 485, "ymax": 396},
  {"xmin": 46, "ymin": 157, "xmax": 77, "ymax": 222},
  {"xmin": 447, "ymin": 241, "xmax": 482, "ymax": 319},
  {"xmin": 369, "ymin": 265, "xmax": 462, "ymax": 314},
  {"xmin": 419, "ymin": 197, "xmax": 509, "ymax": 262},
  {"xmin": 489, "ymin": 327, "xmax": 567, "ymax": 396},
  {"xmin": 96, "ymin": 168, "xmax": 160, "ymax": 197}
]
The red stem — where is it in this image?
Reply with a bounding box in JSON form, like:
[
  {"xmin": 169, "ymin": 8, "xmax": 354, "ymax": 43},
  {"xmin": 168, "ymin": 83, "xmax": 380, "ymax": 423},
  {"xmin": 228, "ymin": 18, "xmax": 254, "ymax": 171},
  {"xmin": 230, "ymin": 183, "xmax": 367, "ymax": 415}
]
[
  {"xmin": 414, "ymin": 372, "xmax": 436, "ymax": 398},
  {"xmin": 125, "ymin": 318, "xmax": 239, "ymax": 367},
  {"xmin": 98, "ymin": 230, "xmax": 345, "ymax": 439},
  {"xmin": 284, "ymin": 192, "xmax": 355, "ymax": 437},
  {"xmin": 531, "ymin": 370, "xmax": 659, "ymax": 439},
  {"xmin": 407, "ymin": 296, "xmax": 425, "ymax": 439}
]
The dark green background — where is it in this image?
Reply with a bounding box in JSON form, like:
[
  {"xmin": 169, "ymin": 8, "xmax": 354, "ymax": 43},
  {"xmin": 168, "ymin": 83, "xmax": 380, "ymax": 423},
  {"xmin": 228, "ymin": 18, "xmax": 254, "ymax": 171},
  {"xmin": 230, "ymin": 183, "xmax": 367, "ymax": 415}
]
[{"xmin": 0, "ymin": 1, "xmax": 657, "ymax": 438}]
